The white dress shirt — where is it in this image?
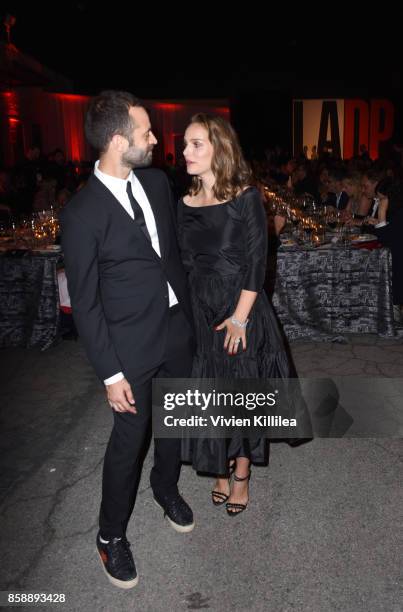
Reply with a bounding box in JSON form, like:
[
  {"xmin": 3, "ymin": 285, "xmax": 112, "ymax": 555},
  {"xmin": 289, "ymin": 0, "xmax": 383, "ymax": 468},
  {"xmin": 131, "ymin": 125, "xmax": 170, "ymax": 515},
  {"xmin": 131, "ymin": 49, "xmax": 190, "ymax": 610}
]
[
  {"xmin": 94, "ymin": 162, "xmax": 178, "ymax": 385},
  {"xmin": 335, "ymin": 191, "xmax": 343, "ymax": 209}
]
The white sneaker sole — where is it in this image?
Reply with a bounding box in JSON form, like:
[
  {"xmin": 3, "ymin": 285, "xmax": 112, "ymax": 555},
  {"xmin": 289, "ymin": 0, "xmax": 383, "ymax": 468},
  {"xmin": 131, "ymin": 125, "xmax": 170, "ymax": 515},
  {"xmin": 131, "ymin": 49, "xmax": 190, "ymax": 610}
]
[
  {"xmin": 96, "ymin": 548, "xmax": 139, "ymax": 589},
  {"xmin": 153, "ymin": 498, "xmax": 195, "ymax": 533}
]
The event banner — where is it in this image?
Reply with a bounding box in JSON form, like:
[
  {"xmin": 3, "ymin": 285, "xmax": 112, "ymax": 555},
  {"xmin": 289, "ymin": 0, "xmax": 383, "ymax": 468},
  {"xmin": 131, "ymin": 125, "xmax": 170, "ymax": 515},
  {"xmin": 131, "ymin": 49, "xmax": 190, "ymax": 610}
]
[{"xmin": 292, "ymin": 99, "xmax": 394, "ymax": 160}]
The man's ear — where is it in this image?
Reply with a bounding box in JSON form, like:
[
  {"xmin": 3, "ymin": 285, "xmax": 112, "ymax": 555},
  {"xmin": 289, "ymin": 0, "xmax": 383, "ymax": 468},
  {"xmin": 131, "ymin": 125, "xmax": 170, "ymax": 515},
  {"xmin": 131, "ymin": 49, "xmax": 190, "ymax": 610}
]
[{"xmin": 111, "ymin": 134, "xmax": 128, "ymax": 152}]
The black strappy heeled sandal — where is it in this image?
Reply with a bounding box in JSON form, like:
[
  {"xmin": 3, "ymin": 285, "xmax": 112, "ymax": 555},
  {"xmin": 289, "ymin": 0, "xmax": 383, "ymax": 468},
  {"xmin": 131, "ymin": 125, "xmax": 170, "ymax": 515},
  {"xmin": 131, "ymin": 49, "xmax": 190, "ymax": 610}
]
[
  {"xmin": 211, "ymin": 461, "xmax": 235, "ymax": 506},
  {"xmin": 225, "ymin": 470, "xmax": 251, "ymax": 516}
]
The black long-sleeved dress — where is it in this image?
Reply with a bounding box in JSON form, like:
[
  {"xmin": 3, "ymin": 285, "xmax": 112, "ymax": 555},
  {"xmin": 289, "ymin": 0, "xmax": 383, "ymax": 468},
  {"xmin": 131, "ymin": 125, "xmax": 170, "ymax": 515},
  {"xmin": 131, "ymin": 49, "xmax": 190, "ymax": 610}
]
[
  {"xmin": 373, "ymin": 208, "xmax": 403, "ymax": 305},
  {"xmin": 177, "ymin": 186, "xmax": 295, "ymax": 474}
]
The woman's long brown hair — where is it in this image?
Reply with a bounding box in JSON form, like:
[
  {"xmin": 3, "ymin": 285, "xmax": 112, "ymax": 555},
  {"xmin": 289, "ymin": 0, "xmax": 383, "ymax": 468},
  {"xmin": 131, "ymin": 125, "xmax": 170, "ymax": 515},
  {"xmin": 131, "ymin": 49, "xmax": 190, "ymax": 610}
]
[{"xmin": 188, "ymin": 113, "xmax": 252, "ymax": 202}]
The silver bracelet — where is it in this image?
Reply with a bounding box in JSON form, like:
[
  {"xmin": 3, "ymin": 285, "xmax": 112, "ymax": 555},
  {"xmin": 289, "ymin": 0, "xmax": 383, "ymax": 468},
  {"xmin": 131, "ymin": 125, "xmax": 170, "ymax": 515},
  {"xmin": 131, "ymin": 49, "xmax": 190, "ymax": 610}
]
[{"xmin": 230, "ymin": 317, "xmax": 249, "ymax": 329}]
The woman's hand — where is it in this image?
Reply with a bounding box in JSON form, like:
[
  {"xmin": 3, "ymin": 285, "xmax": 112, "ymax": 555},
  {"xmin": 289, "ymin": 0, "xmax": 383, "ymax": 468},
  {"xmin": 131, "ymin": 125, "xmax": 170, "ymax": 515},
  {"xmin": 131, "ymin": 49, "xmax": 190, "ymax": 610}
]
[
  {"xmin": 364, "ymin": 217, "xmax": 378, "ymax": 226},
  {"xmin": 214, "ymin": 318, "xmax": 247, "ymax": 355},
  {"xmin": 345, "ymin": 217, "xmax": 363, "ymax": 226},
  {"xmin": 340, "ymin": 209, "xmax": 352, "ymax": 223}
]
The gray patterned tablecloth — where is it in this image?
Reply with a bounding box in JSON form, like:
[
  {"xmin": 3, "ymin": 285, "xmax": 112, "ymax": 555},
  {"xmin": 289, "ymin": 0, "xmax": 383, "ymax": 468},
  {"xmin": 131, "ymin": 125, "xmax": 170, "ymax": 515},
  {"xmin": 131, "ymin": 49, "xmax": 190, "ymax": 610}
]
[
  {"xmin": 0, "ymin": 246, "xmax": 396, "ymax": 349},
  {"xmin": 267, "ymin": 246, "xmax": 395, "ymax": 341},
  {"xmin": 0, "ymin": 252, "xmax": 60, "ymax": 349}
]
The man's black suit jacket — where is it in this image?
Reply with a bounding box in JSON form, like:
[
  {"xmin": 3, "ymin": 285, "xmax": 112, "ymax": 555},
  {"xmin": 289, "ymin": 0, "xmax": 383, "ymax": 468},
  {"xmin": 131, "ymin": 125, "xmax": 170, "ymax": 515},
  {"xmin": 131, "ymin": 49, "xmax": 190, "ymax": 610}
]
[
  {"xmin": 60, "ymin": 169, "xmax": 194, "ymax": 382},
  {"xmin": 324, "ymin": 191, "xmax": 349, "ymax": 210}
]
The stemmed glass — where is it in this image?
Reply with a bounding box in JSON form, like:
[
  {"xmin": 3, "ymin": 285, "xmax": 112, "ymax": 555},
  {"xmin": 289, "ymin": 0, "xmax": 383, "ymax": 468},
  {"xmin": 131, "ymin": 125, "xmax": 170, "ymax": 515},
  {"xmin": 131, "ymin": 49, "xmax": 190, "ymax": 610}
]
[{"xmin": 289, "ymin": 208, "xmax": 301, "ymax": 239}]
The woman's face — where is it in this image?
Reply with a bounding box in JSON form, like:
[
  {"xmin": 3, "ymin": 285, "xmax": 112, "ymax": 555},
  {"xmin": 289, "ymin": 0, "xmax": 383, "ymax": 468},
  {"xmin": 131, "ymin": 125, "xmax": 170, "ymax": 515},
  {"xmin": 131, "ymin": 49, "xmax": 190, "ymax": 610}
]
[
  {"xmin": 361, "ymin": 177, "xmax": 377, "ymax": 199},
  {"xmin": 342, "ymin": 179, "xmax": 355, "ymax": 197},
  {"xmin": 183, "ymin": 123, "xmax": 214, "ymax": 176}
]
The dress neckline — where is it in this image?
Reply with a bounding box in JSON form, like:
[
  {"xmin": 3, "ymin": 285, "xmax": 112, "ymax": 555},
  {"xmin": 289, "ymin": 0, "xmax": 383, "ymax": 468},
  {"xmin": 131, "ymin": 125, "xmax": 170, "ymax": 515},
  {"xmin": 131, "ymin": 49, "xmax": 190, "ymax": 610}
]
[{"xmin": 181, "ymin": 186, "xmax": 255, "ymax": 209}]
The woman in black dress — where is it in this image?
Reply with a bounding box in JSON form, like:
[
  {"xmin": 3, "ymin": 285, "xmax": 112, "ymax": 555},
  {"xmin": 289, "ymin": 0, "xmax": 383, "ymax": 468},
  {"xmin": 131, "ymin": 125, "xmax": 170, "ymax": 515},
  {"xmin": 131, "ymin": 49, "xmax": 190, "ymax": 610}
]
[
  {"xmin": 178, "ymin": 114, "xmax": 295, "ymax": 515},
  {"xmin": 368, "ymin": 177, "xmax": 403, "ymax": 322}
]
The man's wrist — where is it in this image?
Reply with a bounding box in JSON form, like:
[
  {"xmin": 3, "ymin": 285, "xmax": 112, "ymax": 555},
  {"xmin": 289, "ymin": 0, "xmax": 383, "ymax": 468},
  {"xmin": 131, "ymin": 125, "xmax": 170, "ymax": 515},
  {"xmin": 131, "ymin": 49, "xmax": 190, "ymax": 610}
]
[{"xmin": 104, "ymin": 372, "xmax": 125, "ymax": 386}]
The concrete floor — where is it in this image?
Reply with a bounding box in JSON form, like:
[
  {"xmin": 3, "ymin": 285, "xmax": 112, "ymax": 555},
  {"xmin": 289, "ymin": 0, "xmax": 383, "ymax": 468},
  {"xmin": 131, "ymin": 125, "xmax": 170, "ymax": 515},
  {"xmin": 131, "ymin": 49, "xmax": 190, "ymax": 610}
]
[{"xmin": 0, "ymin": 335, "xmax": 402, "ymax": 612}]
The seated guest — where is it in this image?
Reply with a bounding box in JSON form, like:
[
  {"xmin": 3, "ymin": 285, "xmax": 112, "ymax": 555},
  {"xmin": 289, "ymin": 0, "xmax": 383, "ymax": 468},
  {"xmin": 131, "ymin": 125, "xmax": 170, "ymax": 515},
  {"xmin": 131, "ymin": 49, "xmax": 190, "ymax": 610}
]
[
  {"xmin": 325, "ymin": 167, "xmax": 349, "ymax": 210},
  {"xmin": 16, "ymin": 146, "xmax": 44, "ymax": 212},
  {"xmin": 361, "ymin": 168, "xmax": 385, "ymax": 218},
  {"xmin": 317, "ymin": 165, "xmax": 331, "ymax": 204},
  {"xmin": 346, "ymin": 168, "xmax": 385, "ymax": 228},
  {"xmin": 342, "ymin": 172, "xmax": 364, "ymax": 216},
  {"xmin": 48, "ymin": 148, "xmax": 68, "ymax": 190},
  {"xmin": 369, "ymin": 178, "xmax": 403, "ymax": 323},
  {"xmin": 55, "ymin": 187, "xmax": 72, "ymax": 209},
  {"xmin": 33, "ymin": 172, "xmax": 57, "ymax": 212},
  {"xmin": 292, "ymin": 162, "xmax": 320, "ymax": 200},
  {"xmin": 270, "ymin": 156, "xmax": 297, "ymax": 187}
]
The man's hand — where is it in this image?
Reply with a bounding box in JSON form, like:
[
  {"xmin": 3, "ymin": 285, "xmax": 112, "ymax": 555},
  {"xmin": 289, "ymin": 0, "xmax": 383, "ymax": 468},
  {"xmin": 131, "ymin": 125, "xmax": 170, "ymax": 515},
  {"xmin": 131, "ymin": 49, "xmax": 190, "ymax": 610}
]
[{"xmin": 106, "ymin": 378, "xmax": 136, "ymax": 414}]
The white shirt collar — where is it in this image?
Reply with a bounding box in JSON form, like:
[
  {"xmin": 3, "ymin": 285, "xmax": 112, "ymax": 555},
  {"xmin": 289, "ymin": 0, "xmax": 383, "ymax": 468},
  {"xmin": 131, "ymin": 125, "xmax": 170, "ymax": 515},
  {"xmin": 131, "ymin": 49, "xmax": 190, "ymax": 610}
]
[{"xmin": 94, "ymin": 160, "xmax": 134, "ymax": 193}]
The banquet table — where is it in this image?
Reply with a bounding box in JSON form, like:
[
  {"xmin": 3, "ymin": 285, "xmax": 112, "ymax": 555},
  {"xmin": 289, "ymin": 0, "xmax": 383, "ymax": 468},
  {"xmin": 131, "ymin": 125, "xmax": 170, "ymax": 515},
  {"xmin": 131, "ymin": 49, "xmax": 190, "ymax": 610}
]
[
  {"xmin": 0, "ymin": 243, "xmax": 396, "ymax": 350},
  {"xmin": 0, "ymin": 251, "xmax": 61, "ymax": 349},
  {"xmin": 267, "ymin": 244, "xmax": 395, "ymax": 341}
]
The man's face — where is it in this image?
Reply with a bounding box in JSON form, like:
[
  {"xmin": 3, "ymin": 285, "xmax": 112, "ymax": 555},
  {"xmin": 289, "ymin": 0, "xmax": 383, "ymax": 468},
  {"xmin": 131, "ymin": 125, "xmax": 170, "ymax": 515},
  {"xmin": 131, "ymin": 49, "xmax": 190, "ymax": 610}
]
[
  {"xmin": 328, "ymin": 177, "xmax": 339, "ymax": 193},
  {"xmin": 121, "ymin": 106, "xmax": 157, "ymax": 168},
  {"xmin": 294, "ymin": 167, "xmax": 306, "ymax": 181},
  {"xmin": 285, "ymin": 160, "xmax": 297, "ymax": 175}
]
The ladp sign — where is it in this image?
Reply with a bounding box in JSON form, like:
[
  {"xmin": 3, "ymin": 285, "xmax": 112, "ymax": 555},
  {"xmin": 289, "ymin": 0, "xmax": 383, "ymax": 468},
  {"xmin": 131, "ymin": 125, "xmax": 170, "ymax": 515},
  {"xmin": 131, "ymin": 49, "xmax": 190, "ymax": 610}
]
[{"xmin": 293, "ymin": 99, "xmax": 394, "ymax": 160}]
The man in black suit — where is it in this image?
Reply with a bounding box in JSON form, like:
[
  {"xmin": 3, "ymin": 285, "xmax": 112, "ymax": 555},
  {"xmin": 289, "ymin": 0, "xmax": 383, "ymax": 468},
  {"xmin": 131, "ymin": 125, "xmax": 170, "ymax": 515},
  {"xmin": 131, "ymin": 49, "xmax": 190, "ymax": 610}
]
[
  {"xmin": 325, "ymin": 167, "xmax": 349, "ymax": 210},
  {"xmin": 61, "ymin": 91, "xmax": 195, "ymax": 589}
]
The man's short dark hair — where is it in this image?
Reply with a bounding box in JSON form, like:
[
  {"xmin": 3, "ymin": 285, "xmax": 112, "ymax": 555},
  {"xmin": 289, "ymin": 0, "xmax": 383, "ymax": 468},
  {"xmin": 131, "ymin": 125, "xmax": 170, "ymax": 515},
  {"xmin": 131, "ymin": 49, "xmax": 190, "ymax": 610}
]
[
  {"xmin": 85, "ymin": 90, "xmax": 142, "ymax": 152},
  {"xmin": 328, "ymin": 167, "xmax": 347, "ymax": 182}
]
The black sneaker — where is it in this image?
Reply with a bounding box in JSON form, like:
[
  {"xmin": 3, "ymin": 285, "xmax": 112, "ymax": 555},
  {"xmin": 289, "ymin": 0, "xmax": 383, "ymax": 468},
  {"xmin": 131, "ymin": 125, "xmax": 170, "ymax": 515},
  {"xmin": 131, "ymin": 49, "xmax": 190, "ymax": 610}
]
[
  {"xmin": 96, "ymin": 532, "xmax": 138, "ymax": 589},
  {"xmin": 153, "ymin": 492, "xmax": 195, "ymax": 533}
]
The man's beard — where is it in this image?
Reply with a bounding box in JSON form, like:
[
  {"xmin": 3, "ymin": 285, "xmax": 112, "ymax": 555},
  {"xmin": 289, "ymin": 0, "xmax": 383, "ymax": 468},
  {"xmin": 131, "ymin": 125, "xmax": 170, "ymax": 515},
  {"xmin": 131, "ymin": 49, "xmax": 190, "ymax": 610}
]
[{"xmin": 122, "ymin": 145, "xmax": 153, "ymax": 168}]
